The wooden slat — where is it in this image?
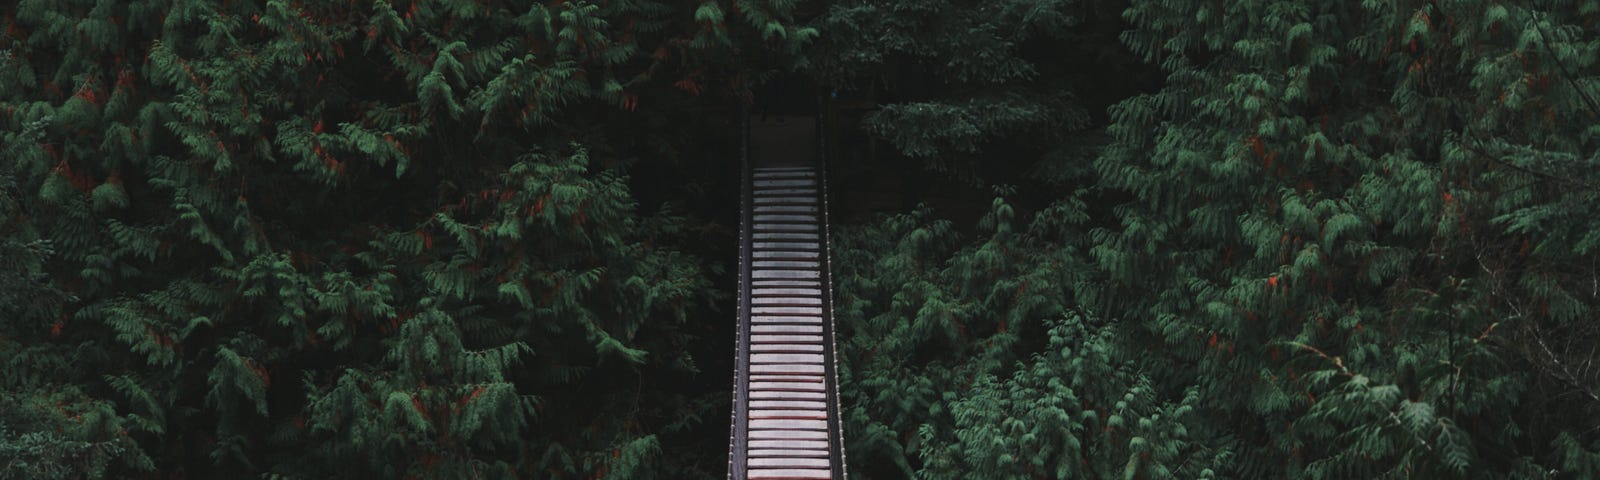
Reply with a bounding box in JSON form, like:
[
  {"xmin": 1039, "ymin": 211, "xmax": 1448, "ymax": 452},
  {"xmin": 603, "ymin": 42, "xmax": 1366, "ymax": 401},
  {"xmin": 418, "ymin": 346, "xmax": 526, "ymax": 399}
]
[
  {"xmin": 752, "ymin": 288, "xmax": 822, "ymax": 296},
  {"xmin": 753, "ymin": 232, "xmax": 820, "ymax": 240},
  {"xmin": 752, "ymin": 251, "xmax": 820, "ymax": 259},
  {"xmin": 750, "ymin": 374, "xmax": 824, "ymax": 382},
  {"xmin": 748, "ymin": 408, "xmax": 825, "ymax": 419},
  {"xmin": 752, "ymin": 171, "xmax": 816, "ymax": 179},
  {"xmin": 752, "ymin": 242, "xmax": 820, "ymax": 250},
  {"xmin": 750, "ymin": 458, "xmax": 831, "ymax": 468},
  {"xmin": 750, "ymin": 381, "xmax": 827, "ymax": 392},
  {"xmin": 754, "ymin": 205, "xmax": 818, "ymax": 213},
  {"xmin": 750, "ymin": 315, "xmax": 822, "ymax": 324},
  {"xmin": 747, "ymin": 468, "xmax": 832, "ymax": 480},
  {"xmin": 750, "ymin": 353, "xmax": 824, "ymax": 364},
  {"xmin": 748, "ymin": 429, "xmax": 828, "ymax": 440},
  {"xmin": 753, "ymin": 196, "xmax": 818, "ymax": 204},
  {"xmin": 749, "ymin": 364, "xmax": 825, "ymax": 375},
  {"xmin": 750, "ymin": 344, "xmax": 824, "ymax": 353},
  {"xmin": 750, "ymin": 400, "xmax": 827, "ymax": 410},
  {"xmin": 752, "ymin": 270, "xmax": 821, "ymax": 280},
  {"xmin": 751, "ymin": 296, "xmax": 822, "ymax": 305},
  {"xmin": 751, "ymin": 335, "xmax": 824, "ymax": 343},
  {"xmin": 750, "ymin": 280, "xmax": 822, "ymax": 288},
  {"xmin": 748, "ymin": 440, "xmax": 829, "ymax": 450},
  {"xmin": 754, "ymin": 214, "xmax": 818, "ymax": 222},
  {"xmin": 754, "ymin": 223, "xmax": 820, "ymax": 232},
  {"xmin": 748, "ymin": 449, "xmax": 830, "ymax": 457},
  {"xmin": 752, "ymin": 306, "xmax": 822, "ymax": 315},
  {"xmin": 753, "ymin": 179, "xmax": 817, "ymax": 188},
  {"xmin": 752, "ymin": 260, "xmax": 822, "ymax": 269},
  {"xmin": 749, "ymin": 391, "xmax": 827, "ymax": 400},
  {"xmin": 751, "ymin": 325, "xmax": 823, "ymax": 334},
  {"xmin": 753, "ymin": 188, "xmax": 818, "ymax": 196}
]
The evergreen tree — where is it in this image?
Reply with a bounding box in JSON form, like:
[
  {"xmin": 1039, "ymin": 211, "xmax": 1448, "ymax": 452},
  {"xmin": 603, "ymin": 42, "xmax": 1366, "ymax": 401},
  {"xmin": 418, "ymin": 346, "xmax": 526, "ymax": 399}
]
[
  {"xmin": 1097, "ymin": 0, "xmax": 1600, "ymax": 476},
  {"xmin": 1, "ymin": 0, "xmax": 811, "ymax": 477},
  {"xmin": 832, "ymin": 195, "xmax": 1223, "ymax": 478},
  {"xmin": 806, "ymin": 0, "xmax": 1138, "ymax": 190}
]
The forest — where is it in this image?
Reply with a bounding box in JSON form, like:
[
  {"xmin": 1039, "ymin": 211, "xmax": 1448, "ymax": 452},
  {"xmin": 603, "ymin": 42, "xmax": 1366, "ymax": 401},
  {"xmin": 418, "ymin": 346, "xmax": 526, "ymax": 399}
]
[{"xmin": 3, "ymin": 0, "xmax": 1600, "ymax": 478}]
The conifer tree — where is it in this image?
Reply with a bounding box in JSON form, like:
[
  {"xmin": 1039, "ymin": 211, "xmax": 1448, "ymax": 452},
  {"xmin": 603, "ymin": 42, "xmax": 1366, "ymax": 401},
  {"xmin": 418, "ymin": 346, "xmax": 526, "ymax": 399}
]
[
  {"xmin": 1096, "ymin": 1, "xmax": 1600, "ymax": 476},
  {"xmin": 832, "ymin": 195, "xmax": 1222, "ymax": 478},
  {"xmin": 1, "ymin": 0, "xmax": 811, "ymax": 477},
  {"xmin": 806, "ymin": 0, "xmax": 1133, "ymax": 187}
]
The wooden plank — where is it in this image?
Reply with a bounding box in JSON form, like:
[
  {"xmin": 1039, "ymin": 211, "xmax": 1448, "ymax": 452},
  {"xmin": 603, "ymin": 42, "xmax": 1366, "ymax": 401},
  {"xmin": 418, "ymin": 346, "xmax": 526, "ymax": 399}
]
[
  {"xmin": 748, "ymin": 419, "xmax": 825, "ymax": 432},
  {"xmin": 753, "ymin": 179, "xmax": 817, "ymax": 188},
  {"xmin": 753, "ymin": 214, "xmax": 818, "ymax": 222},
  {"xmin": 752, "ymin": 306, "xmax": 823, "ymax": 316},
  {"xmin": 748, "ymin": 440, "xmax": 829, "ymax": 450},
  {"xmin": 752, "ymin": 242, "xmax": 820, "ymax": 250},
  {"xmin": 753, "ymin": 188, "xmax": 818, "ymax": 196},
  {"xmin": 747, "ymin": 468, "xmax": 832, "ymax": 480},
  {"xmin": 750, "ymin": 353, "xmax": 824, "ymax": 364},
  {"xmin": 753, "ymin": 232, "xmax": 820, "ymax": 240},
  {"xmin": 752, "ymin": 251, "xmax": 820, "ymax": 259},
  {"xmin": 748, "ymin": 449, "xmax": 830, "ymax": 457},
  {"xmin": 751, "ymin": 280, "xmax": 822, "ymax": 288},
  {"xmin": 750, "ymin": 325, "xmax": 823, "ymax": 334},
  {"xmin": 752, "ymin": 270, "xmax": 820, "ymax": 280},
  {"xmin": 751, "ymin": 335, "xmax": 825, "ymax": 344},
  {"xmin": 751, "ymin": 260, "xmax": 822, "ymax": 269},
  {"xmin": 750, "ymin": 296, "xmax": 822, "ymax": 305},
  {"xmin": 754, "ymin": 223, "xmax": 819, "ymax": 232},
  {"xmin": 753, "ymin": 196, "xmax": 818, "ymax": 204},
  {"xmin": 749, "ymin": 391, "xmax": 827, "ymax": 400},
  {"xmin": 749, "ymin": 364, "xmax": 825, "ymax": 375},
  {"xmin": 754, "ymin": 205, "xmax": 818, "ymax": 213},
  {"xmin": 749, "ymin": 457, "xmax": 831, "ymax": 468},
  {"xmin": 750, "ymin": 316, "xmax": 821, "ymax": 324},
  {"xmin": 749, "ymin": 409, "xmax": 828, "ymax": 419},
  {"xmin": 752, "ymin": 306, "xmax": 822, "ymax": 315},
  {"xmin": 750, "ymin": 381, "xmax": 827, "ymax": 392},
  {"xmin": 747, "ymin": 429, "xmax": 828, "ymax": 440},
  {"xmin": 752, "ymin": 288, "xmax": 823, "ymax": 296},
  {"xmin": 751, "ymin": 174, "xmax": 817, "ymax": 182},
  {"xmin": 750, "ymin": 400, "xmax": 827, "ymax": 410},
  {"xmin": 750, "ymin": 374, "xmax": 825, "ymax": 382},
  {"xmin": 750, "ymin": 344, "xmax": 824, "ymax": 353}
]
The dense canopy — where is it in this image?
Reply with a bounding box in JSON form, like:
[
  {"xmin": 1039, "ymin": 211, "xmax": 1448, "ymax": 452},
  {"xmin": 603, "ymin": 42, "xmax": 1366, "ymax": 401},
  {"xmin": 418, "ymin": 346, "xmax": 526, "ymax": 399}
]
[{"xmin": 3, "ymin": 0, "xmax": 1598, "ymax": 478}]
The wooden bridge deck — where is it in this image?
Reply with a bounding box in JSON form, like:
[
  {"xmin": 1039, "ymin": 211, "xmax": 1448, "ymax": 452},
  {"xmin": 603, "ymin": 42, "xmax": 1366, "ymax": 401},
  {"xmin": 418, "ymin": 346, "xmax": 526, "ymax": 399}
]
[{"xmin": 729, "ymin": 115, "xmax": 846, "ymax": 480}]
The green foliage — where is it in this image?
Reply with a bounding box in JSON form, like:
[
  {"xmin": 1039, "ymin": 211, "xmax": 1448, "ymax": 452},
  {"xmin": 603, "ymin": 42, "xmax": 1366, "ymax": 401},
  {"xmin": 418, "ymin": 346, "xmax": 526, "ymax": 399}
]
[
  {"xmin": 833, "ymin": 195, "xmax": 1224, "ymax": 478},
  {"xmin": 1, "ymin": 0, "xmax": 812, "ymax": 477},
  {"xmin": 807, "ymin": 0, "xmax": 1114, "ymax": 183},
  {"xmin": 1095, "ymin": 0, "xmax": 1600, "ymax": 476}
]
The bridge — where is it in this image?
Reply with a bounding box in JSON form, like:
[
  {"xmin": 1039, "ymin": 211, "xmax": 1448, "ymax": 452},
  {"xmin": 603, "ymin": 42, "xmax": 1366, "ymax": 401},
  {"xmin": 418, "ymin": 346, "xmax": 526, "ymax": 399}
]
[{"xmin": 727, "ymin": 112, "xmax": 847, "ymax": 480}]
